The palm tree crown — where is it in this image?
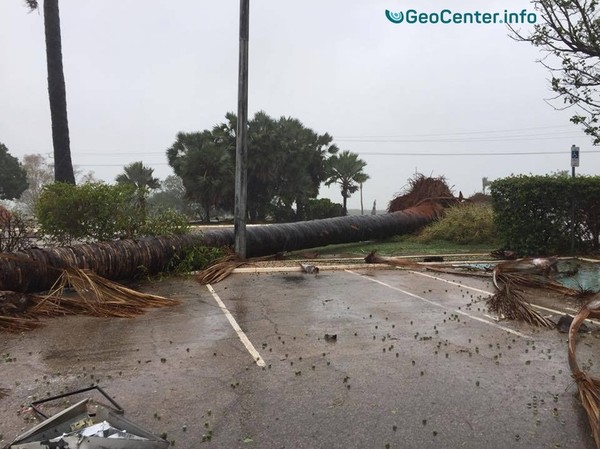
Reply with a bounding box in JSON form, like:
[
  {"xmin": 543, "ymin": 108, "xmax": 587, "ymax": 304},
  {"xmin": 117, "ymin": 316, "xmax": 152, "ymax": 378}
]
[
  {"xmin": 325, "ymin": 150, "xmax": 369, "ymax": 215},
  {"xmin": 116, "ymin": 161, "xmax": 160, "ymax": 191}
]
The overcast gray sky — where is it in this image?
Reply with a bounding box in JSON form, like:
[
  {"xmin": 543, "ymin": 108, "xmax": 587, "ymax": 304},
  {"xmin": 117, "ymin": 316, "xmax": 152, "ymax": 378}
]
[{"xmin": 1, "ymin": 0, "xmax": 598, "ymax": 210}]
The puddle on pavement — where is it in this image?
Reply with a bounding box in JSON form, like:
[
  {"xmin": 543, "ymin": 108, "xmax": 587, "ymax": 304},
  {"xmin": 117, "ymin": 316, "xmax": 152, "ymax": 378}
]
[{"xmin": 556, "ymin": 259, "xmax": 600, "ymax": 293}]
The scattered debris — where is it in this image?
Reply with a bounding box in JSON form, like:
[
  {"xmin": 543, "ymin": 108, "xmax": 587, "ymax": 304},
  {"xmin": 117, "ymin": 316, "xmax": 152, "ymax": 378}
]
[
  {"xmin": 490, "ymin": 249, "xmax": 518, "ymax": 260},
  {"xmin": 10, "ymin": 388, "xmax": 168, "ymax": 449},
  {"xmin": 324, "ymin": 333, "xmax": 337, "ymax": 342},
  {"xmin": 423, "ymin": 256, "xmax": 444, "ymax": 263},
  {"xmin": 299, "ymin": 263, "xmax": 319, "ymax": 274}
]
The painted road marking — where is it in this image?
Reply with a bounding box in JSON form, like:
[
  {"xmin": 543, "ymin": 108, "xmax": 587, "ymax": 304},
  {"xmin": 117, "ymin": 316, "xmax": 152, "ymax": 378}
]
[
  {"xmin": 206, "ymin": 284, "xmax": 266, "ymax": 367},
  {"xmin": 346, "ymin": 270, "xmax": 531, "ymax": 339},
  {"xmin": 407, "ymin": 270, "xmax": 493, "ymax": 295}
]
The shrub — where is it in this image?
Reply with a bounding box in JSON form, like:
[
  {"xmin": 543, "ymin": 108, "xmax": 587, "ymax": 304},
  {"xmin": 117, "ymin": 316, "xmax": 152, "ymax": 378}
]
[
  {"xmin": 167, "ymin": 246, "xmax": 228, "ymax": 274},
  {"xmin": 36, "ymin": 183, "xmax": 191, "ymax": 244},
  {"xmin": 416, "ymin": 203, "xmax": 498, "ymax": 245},
  {"xmin": 139, "ymin": 209, "xmax": 190, "ymax": 237},
  {"xmin": 0, "ymin": 208, "xmax": 34, "ymax": 252},
  {"xmin": 305, "ymin": 198, "xmax": 343, "ymax": 220}
]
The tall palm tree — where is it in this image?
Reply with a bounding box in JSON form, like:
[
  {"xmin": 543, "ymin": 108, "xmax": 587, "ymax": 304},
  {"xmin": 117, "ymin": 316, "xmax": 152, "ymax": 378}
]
[
  {"xmin": 25, "ymin": 0, "xmax": 76, "ymax": 184},
  {"xmin": 325, "ymin": 150, "xmax": 369, "ymax": 215}
]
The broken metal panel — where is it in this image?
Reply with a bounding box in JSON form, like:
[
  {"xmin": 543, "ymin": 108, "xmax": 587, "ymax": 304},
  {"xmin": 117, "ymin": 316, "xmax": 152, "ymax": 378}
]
[{"xmin": 10, "ymin": 399, "xmax": 169, "ymax": 449}]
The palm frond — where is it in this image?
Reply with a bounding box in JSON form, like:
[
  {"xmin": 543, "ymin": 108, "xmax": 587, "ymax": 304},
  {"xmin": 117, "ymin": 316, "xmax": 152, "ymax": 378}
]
[
  {"xmin": 197, "ymin": 255, "xmax": 245, "ymax": 285},
  {"xmin": 24, "ymin": 0, "xmax": 38, "ymax": 11},
  {"xmin": 568, "ymin": 298, "xmax": 600, "ymax": 449},
  {"xmin": 486, "ymin": 281, "xmax": 554, "ymax": 328},
  {"xmin": 1, "ymin": 267, "xmax": 179, "ymax": 333}
]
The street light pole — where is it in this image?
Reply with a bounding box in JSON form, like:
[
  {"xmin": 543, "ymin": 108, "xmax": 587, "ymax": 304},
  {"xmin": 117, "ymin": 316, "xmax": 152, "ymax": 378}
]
[{"xmin": 234, "ymin": 0, "xmax": 250, "ymax": 259}]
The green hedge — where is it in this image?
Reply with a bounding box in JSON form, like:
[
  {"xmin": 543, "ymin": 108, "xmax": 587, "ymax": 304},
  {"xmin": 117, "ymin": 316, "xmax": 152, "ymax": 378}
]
[{"xmin": 491, "ymin": 175, "xmax": 600, "ymax": 255}]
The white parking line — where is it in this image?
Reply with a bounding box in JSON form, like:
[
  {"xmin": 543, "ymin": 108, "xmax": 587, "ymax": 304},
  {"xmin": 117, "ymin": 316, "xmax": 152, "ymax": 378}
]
[
  {"xmin": 408, "ymin": 269, "xmax": 579, "ymax": 315},
  {"xmin": 407, "ymin": 270, "xmax": 493, "ymax": 295},
  {"xmin": 345, "ymin": 270, "xmax": 532, "ymax": 339},
  {"xmin": 206, "ymin": 284, "xmax": 266, "ymax": 367}
]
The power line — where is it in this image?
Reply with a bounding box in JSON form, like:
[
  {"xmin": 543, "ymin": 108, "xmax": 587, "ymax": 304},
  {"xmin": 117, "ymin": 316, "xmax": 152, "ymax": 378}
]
[
  {"xmin": 336, "ymin": 135, "xmax": 583, "ymax": 143},
  {"xmin": 356, "ymin": 150, "xmax": 598, "ymax": 156},
  {"xmin": 335, "ymin": 124, "xmax": 577, "ymax": 139}
]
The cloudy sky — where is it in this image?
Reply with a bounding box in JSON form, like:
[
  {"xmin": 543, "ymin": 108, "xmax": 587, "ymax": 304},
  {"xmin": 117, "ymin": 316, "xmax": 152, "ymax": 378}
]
[{"xmin": 1, "ymin": 0, "xmax": 598, "ymax": 210}]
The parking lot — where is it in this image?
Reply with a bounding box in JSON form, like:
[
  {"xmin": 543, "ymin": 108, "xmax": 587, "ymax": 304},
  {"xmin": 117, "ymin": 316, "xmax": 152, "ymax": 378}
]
[{"xmin": 0, "ymin": 266, "xmax": 597, "ymax": 448}]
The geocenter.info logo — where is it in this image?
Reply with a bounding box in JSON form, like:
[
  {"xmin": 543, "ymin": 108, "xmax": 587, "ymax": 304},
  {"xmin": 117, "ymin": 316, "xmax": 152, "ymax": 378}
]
[{"xmin": 385, "ymin": 8, "xmax": 537, "ymax": 25}]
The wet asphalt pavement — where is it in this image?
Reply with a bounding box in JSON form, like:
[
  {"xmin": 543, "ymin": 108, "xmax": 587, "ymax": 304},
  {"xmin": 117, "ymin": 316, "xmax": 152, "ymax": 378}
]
[{"xmin": 0, "ymin": 267, "xmax": 598, "ymax": 449}]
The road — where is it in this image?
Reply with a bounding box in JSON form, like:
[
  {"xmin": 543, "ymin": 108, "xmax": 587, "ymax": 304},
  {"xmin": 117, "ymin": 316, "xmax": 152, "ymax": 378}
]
[{"xmin": 0, "ymin": 266, "xmax": 597, "ymax": 448}]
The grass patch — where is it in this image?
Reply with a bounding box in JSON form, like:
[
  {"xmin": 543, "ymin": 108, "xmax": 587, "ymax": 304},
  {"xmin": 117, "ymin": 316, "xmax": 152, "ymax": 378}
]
[{"xmin": 299, "ymin": 235, "xmax": 495, "ymax": 258}]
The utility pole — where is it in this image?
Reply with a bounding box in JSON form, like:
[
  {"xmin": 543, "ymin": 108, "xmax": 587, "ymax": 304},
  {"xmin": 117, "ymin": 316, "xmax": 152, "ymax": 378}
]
[{"xmin": 234, "ymin": 0, "xmax": 250, "ymax": 259}]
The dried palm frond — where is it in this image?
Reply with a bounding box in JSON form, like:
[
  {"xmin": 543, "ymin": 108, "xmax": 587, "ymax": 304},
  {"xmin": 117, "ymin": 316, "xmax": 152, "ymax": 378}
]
[
  {"xmin": 196, "ymin": 253, "xmax": 287, "ymax": 285},
  {"xmin": 493, "ymin": 271, "xmax": 579, "ymax": 297},
  {"xmin": 0, "ymin": 267, "xmax": 179, "ymax": 333},
  {"xmin": 487, "ymin": 282, "xmax": 554, "ymax": 328},
  {"xmin": 568, "ymin": 298, "xmax": 600, "ymax": 449},
  {"xmin": 0, "ymin": 315, "xmax": 41, "ymax": 332},
  {"xmin": 197, "ymin": 255, "xmax": 248, "ymax": 285},
  {"xmin": 42, "ymin": 267, "xmax": 180, "ymax": 318}
]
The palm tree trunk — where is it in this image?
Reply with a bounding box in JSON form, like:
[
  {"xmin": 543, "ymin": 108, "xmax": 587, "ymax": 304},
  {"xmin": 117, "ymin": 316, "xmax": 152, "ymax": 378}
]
[
  {"xmin": 44, "ymin": 0, "xmax": 75, "ymax": 184},
  {"xmin": 0, "ymin": 202, "xmax": 445, "ymax": 293}
]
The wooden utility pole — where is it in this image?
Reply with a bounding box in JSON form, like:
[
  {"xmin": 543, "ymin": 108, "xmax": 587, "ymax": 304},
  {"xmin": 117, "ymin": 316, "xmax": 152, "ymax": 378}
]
[{"xmin": 234, "ymin": 0, "xmax": 250, "ymax": 259}]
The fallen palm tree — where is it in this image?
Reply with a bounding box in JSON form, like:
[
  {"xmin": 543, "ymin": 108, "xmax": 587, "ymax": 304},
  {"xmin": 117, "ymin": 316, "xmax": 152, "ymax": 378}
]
[
  {"xmin": 0, "ymin": 199, "xmax": 449, "ymax": 294},
  {"xmin": 568, "ymin": 297, "xmax": 600, "ymax": 449}
]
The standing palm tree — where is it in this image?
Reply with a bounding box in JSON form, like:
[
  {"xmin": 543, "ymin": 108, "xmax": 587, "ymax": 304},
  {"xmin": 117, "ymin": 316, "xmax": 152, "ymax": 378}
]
[
  {"xmin": 116, "ymin": 161, "xmax": 161, "ymax": 192},
  {"xmin": 25, "ymin": 0, "xmax": 76, "ymax": 184},
  {"xmin": 116, "ymin": 162, "xmax": 160, "ymax": 214},
  {"xmin": 325, "ymin": 150, "xmax": 369, "ymax": 216}
]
